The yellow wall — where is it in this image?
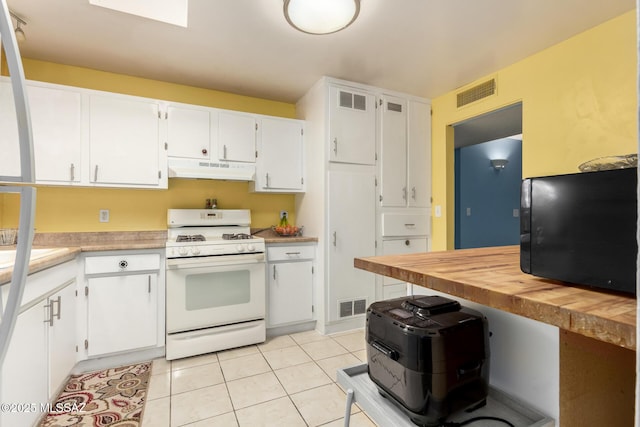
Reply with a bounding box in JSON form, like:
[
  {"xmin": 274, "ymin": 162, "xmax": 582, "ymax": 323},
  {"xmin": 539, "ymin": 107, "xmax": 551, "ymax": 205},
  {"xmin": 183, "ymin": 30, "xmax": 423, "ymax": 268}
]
[
  {"xmin": 1, "ymin": 59, "xmax": 298, "ymax": 231},
  {"xmin": 431, "ymin": 11, "xmax": 637, "ymax": 250}
]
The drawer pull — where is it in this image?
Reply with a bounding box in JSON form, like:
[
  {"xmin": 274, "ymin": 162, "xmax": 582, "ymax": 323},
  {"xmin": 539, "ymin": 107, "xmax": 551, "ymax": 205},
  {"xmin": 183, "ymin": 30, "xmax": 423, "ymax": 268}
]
[
  {"xmin": 118, "ymin": 260, "xmax": 128, "ymax": 269},
  {"xmin": 285, "ymin": 252, "xmax": 301, "ymax": 256}
]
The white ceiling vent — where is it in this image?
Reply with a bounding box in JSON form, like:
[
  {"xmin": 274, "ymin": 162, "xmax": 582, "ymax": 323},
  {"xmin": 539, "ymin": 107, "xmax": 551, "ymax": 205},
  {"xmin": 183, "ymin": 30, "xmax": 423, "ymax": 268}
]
[{"xmin": 456, "ymin": 79, "xmax": 496, "ymax": 108}]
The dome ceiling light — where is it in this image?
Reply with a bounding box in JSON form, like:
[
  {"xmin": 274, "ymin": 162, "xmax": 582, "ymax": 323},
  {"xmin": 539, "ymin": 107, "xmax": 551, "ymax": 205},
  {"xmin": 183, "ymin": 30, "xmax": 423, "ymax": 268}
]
[{"xmin": 283, "ymin": 0, "xmax": 360, "ymax": 35}]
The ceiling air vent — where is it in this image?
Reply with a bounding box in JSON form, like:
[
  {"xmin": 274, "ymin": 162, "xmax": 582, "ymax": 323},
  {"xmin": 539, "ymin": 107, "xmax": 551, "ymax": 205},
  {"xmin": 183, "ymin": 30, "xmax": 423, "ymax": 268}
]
[{"xmin": 456, "ymin": 78, "xmax": 496, "ymax": 108}]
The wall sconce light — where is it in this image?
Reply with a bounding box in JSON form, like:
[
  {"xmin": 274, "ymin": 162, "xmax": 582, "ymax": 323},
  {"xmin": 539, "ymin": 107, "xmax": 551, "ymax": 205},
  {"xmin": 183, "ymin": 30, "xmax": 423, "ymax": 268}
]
[
  {"xmin": 283, "ymin": 0, "xmax": 360, "ymax": 35},
  {"xmin": 491, "ymin": 159, "xmax": 508, "ymax": 170},
  {"xmin": 9, "ymin": 11, "xmax": 27, "ymax": 42}
]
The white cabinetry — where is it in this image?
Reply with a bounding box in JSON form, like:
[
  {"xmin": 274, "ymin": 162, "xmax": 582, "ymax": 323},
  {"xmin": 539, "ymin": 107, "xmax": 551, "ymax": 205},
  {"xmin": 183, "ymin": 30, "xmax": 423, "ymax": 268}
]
[
  {"xmin": 218, "ymin": 111, "xmax": 256, "ymax": 163},
  {"xmin": 89, "ymin": 94, "xmax": 164, "ymax": 187},
  {"xmin": 80, "ymin": 251, "xmax": 164, "ymax": 358},
  {"xmin": 251, "ymin": 117, "xmax": 305, "ymax": 193},
  {"xmin": 329, "ymin": 84, "xmax": 376, "ymax": 165},
  {"xmin": 0, "ymin": 261, "xmax": 77, "ymax": 427},
  {"xmin": 380, "ymin": 238, "xmax": 427, "ymax": 299},
  {"xmin": 266, "ymin": 244, "xmax": 314, "ymax": 328},
  {"xmin": 379, "ymin": 96, "xmax": 431, "ymax": 208},
  {"xmin": 0, "ymin": 80, "xmax": 82, "ymax": 183},
  {"xmin": 327, "ymin": 169, "xmax": 376, "ymax": 323},
  {"xmin": 166, "ymin": 104, "xmax": 211, "ymax": 159},
  {"xmin": 296, "ymin": 77, "xmax": 431, "ymax": 331}
]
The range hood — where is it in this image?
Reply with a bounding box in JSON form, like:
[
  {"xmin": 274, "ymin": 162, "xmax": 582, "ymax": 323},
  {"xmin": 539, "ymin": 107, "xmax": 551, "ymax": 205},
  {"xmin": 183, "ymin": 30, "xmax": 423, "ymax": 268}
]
[{"xmin": 168, "ymin": 157, "xmax": 255, "ymax": 181}]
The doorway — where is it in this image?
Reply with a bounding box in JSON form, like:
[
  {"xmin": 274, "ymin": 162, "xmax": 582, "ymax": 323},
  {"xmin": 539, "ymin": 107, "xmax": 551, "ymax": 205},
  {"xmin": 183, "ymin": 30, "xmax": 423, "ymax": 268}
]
[{"xmin": 453, "ymin": 103, "xmax": 523, "ymax": 249}]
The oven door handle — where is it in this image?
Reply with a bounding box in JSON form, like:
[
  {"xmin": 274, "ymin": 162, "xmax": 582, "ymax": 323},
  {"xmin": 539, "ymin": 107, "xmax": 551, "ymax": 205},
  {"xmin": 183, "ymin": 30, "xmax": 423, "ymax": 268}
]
[{"xmin": 167, "ymin": 253, "xmax": 265, "ymax": 269}]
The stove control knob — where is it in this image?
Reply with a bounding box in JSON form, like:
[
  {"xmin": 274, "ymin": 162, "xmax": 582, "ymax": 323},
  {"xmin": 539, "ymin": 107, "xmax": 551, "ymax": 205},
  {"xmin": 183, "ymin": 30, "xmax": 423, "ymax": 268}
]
[
  {"xmin": 237, "ymin": 244, "xmax": 246, "ymax": 252},
  {"xmin": 247, "ymin": 244, "xmax": 255, "ymax": 252},
  {"xmin": 178, "ymin": 247, "xmax": 188, "ymax": 256},
  {"xmin": 191, "ymin": 247, "xmax": 201, "ymax": 255}
]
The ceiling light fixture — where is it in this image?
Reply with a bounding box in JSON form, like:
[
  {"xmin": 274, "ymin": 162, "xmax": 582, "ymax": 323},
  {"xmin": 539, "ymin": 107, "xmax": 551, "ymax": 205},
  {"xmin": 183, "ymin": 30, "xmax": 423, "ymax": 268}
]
[
  {"xmin": 9, "ymin": 11, "xmax": 26, "ymax": 42},
  {"xmin": 283, "ymin": 0, "xmax": 360, "ymax": 35}
]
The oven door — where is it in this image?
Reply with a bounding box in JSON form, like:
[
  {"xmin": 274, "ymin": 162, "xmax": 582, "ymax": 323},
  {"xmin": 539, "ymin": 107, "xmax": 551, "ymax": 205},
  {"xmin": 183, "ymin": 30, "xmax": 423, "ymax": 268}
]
[{"xmin": 166, "ymin": 253, "xmax": 265, "ymax": 334}]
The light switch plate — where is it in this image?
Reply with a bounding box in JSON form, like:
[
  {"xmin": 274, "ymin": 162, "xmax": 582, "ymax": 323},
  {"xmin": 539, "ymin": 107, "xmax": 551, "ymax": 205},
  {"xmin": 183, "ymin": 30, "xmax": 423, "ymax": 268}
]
[{"xmin": 99, "ymin": 209, "xmax": 110, "ymax": 223}]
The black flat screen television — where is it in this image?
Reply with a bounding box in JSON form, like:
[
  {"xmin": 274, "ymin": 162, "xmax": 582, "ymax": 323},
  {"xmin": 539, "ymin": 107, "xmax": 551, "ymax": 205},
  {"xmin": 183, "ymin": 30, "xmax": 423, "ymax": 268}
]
[{"xmin": 520, "ymin": 167, "xmax": 637, "ymax": 295}]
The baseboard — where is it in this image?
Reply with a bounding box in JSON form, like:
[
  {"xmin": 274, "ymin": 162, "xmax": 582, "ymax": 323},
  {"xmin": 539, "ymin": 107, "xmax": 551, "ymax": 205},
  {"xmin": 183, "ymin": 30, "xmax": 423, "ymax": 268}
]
[
  {"xmin": 73, "ymin": 347, "xmax": 165, "ymax": 374},
  {"xmin": 267, "ymin": 320, "xmax": 316, "ymax": 337}
]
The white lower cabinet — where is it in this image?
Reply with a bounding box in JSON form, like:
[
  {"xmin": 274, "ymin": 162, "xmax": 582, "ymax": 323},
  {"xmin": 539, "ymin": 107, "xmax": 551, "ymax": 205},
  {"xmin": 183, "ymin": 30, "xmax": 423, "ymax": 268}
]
[
  {"xmin": 0, "ymin": 261, "xmax": 77, "ymax": 427},
  {"xmin": 266, "ymin": 245, "xmax": 314, "ymax": 328},
  {"xmin": 81, "ymin": 251, "xmax": 164, "ymax": 358}
]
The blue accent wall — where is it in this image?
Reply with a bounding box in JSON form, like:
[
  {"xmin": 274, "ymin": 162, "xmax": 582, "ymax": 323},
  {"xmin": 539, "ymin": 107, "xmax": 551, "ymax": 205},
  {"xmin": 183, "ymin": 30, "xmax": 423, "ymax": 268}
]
[{"xmin": 455, "ymin": 138, "xmax": 522, "ymax": 249}]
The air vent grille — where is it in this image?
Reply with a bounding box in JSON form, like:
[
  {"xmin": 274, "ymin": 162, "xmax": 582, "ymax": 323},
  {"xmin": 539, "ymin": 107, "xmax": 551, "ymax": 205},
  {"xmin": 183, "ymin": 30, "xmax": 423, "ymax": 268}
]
[
  {"xmin": 457, "ymin": 79, "xmax": 496, "ymax": 107},
  {"xmin": 339, "ymin": 300, "xmax": 353, "ymax": 318},
  {"xmin": 353, "ymin": 298, "xmax": 367, "ymax": 315},
  {"xmin": 338, "ymin": 298, "xmax": 368, "ymax": 318},
  {"xmin": 387, "ymin": 102, "xmax": 402, "ymax": 113},
  {"xmin": 339, "ymin": 91, "xmax": 367, "ymax": 111}
]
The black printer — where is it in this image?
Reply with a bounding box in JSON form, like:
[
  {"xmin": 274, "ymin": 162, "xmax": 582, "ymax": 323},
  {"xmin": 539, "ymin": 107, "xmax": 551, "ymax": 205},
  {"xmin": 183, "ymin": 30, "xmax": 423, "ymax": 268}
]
[{"xmin": 366, "ymin": 295, "xmax": 490, "ymax": 427}]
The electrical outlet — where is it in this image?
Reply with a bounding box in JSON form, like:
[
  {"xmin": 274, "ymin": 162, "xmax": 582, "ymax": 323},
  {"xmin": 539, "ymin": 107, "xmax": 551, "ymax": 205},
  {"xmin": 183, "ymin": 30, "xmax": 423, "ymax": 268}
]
[
  {"xmin": 99, "ymin": 209, "xmax": 110, "ymax": 223},
  {"xmin": 280, "ymin": 210, "xmax": 288, "ymax": 220}
]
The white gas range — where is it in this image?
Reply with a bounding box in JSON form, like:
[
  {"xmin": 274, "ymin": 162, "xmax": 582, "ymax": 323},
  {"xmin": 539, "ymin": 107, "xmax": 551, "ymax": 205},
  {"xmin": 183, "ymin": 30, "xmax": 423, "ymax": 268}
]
[{"xmin": 165, "ymin": 209, "xmax": 266, "ymax": 360}]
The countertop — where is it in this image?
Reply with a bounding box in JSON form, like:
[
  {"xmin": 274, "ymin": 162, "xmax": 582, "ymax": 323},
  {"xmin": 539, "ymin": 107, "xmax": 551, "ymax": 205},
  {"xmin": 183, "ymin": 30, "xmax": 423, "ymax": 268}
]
[
  {"xmin": 0, "ymin": 231, "xmax": 167, "ymax": 285},
  {"xmin": 354, "ymin": 245, "xmax": 636, "ymax": 350},
  {"xmin": 251, "ymin": 228, "xmax": 318, "ymax": 244}
]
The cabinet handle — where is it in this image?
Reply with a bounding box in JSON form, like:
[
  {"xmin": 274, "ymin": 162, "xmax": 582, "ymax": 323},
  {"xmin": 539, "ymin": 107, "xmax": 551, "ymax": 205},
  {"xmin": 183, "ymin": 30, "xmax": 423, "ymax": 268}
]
[
  {"xmin": 264, "ymin": 173, "xmax": 270, "ymax": 188},
  {"xmin": 43, "ymin": 301, "xmax": 53, "ymax": 326},
  {"xmin": 94, "ymin": 165, "xmax": 99, "ymax": 182},
  {"xmin": 405, "ymin": 240, "xmax": 410, "ymax": 246},
  {"xmin": 333, "ymin": 231, "xmax": 337, "ymax": 247},
  {"xmin": 70, "ymin": 163, "xmax": 75, "ymax": 181},
  {"xmin": 119, "ymin": 259, "xmax": 128, "ymax": 269},
  {"xmin": 402, "ymin": 187, "xmax": 407, "ymax": 201},
  {"xmin": 202, "ymin": 148, "xmax": 208, "ymax": 155},
  {"xmin": 148, "ymin": 275, "xmax": 151, "ymax": 293},
  {"xmin": 223, "ymin": 145, "xmax": 227, "ymax": 159},
  {"xmin": 52, "ymin": 296, "xmax": 61, "ymax": 320},
  {"xmin": 333, "ymin": 138, "xmax": 338, "ymax": 156},
  {"xmin": 285, "ymin": 252, "xmax": 301, "ymax": 256},
  {"xmin": 411, "ymin": 187, "xmax": 416, "ymax": 200},
  {"xmin": 404, "ymin": 223, "xmax": 416, "ymax": 228},
  {"xmin": 273, "ymin": 265, "xmax": 277, "ymax": 280}
]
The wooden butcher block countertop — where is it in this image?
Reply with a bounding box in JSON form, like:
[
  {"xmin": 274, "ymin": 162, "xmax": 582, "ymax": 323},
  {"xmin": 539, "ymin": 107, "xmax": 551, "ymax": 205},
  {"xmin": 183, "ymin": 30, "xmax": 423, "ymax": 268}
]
[{"xmin": 354, "ymin": 245, "xmax": 636, "ymax": 351}]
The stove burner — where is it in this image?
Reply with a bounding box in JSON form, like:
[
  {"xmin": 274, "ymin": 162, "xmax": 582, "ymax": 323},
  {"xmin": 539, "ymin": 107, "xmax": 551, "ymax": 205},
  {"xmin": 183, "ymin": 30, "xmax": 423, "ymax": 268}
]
[
  {"xmin": 222, "ymin": 233, "xmax": 253, "ymax": 240},
  {"xmin": 176, "ymin": 234, "xmax": 206, "ymax": 242}
]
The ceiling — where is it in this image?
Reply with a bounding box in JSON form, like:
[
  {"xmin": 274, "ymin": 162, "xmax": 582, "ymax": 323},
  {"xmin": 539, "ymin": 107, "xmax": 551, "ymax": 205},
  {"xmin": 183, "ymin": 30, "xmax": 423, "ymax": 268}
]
[{"xmin": 6, "ymin": 0, "xmax": 636, "ymax": 104}]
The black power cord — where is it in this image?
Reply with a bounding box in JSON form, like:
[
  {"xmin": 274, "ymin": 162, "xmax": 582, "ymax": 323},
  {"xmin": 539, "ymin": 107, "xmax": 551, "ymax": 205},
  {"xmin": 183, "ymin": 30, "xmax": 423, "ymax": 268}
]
[{"xmin": 440, "ymin": 416, "xmax": 515, "ymax": 427}]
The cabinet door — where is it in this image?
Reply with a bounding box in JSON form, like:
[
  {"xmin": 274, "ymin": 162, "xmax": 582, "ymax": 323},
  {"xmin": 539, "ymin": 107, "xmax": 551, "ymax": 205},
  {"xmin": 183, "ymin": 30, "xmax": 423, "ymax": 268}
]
[
  {"xmin": 0, "ymin": 82, "xmax": 82, "ymax": 182},
  {"xmin": 167, "ymin": 104, "xmax": 211, "ymax": 159},
  {"xmin": 381, "ymin": 238, "xmax": 427, "ymax": 286},
  {"xmin": 327, "ymin": 169, "xmax": 376, "ymax": 322},
  {"xmin": 256, "ymin": 117, "xmax": 304, "ymax": 191},
  {"xmin": 268, "ymin": 261, "xmax": 313, "ymax": 326},
  {"xmin": 329, "ymin": 85, "xmax": 376, "ymax": 165},
  {"xmin": 89, "ymin": 94, "xmax": 161, "ymax": 186},
  {"xmin": 218, "ymin": 111, "xmax": 256, "ymax": 163},
  {"xmin": 86, "ymin": 273, "xmax": 158, "ymax": 356},
  {"xmin": 48, "ymin": 282, "xmax": 77, "ymax": 398},
  {"xmin": 407, "ymin": 100, "xmax": 431, "ymax": 207},
  {"xmin": 380, "ymin": 95, "xmax": 408, "ymax": 207},
  {"xmin": 0, "ymin": 302, "xmax": 48, "ymax": 427}
]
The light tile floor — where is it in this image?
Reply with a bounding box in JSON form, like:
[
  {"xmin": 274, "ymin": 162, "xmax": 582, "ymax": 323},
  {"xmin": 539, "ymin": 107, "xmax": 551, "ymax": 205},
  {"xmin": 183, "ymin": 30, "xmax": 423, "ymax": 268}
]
[{"xmin": 142, "ymin": 329, "xmax": 378, "ymax": 427}]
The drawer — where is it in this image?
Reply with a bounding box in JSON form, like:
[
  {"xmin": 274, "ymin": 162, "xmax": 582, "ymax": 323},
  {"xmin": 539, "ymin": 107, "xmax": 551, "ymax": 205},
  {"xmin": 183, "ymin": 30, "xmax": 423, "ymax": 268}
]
[
  {"xmin": 85, "ymin": 253, "xmax": 161, "ymax": 275},
  {"xmin": 381, "ymin": 213, "xmax": 429, "ymax": 237},
  {"xmin": 267, "ymin": 245, "xmax": 315, "ymax": 261}
]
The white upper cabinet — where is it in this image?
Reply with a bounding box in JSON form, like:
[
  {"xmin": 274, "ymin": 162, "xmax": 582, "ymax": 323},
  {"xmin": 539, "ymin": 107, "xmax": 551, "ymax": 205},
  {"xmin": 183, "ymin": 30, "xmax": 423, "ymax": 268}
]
[
  {"xmin": 252, "ymin": 117, "xmax": 304, "ymax": 192},
  {"xmin": 166, "ymin": 104, "xmax": 211, "ymax": 160},
  {"xmin": 379, "ymin": 96, "xmax": 431, "ymax": 208},
  {"xmin": 218, "ymin": 111, "xmax": 257, "ymax": 163},
  {"xmin": 0, "ymin": 81, "xmax": 82, "ymax": 183},
  {"xmin": 407, "ymin": 99, "xmax": 431, "ymax": 207},
  {"xmin": 89, "ymin": 93, "xmax": 164, "ymax": 187},
  {"xmin": 329, "ymin": 84, "xmax": 376, "ymax": 165},
  {"xmin": 380, "ymin": 95, "xmax": 408, "ymax": 206}
]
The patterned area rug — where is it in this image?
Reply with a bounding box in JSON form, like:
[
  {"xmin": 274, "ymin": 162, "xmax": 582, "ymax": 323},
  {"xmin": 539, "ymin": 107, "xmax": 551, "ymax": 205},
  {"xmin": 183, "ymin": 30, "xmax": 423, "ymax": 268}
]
[{"xmin": 40, "ymin": 362, "xmax": 151, "ymax": 427}]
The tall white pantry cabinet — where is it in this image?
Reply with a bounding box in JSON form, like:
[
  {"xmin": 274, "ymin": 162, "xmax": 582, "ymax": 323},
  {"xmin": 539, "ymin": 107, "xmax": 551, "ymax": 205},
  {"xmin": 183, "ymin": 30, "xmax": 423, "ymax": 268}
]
[{"xmin": 295, "ymin": 77, "xmax": 431, "ymax": 334}]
